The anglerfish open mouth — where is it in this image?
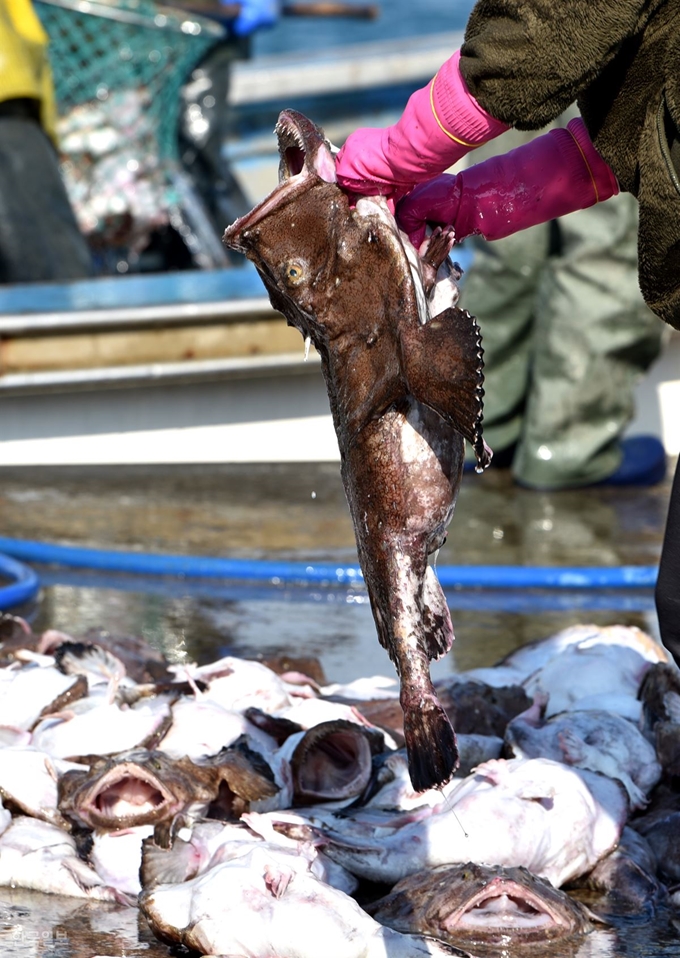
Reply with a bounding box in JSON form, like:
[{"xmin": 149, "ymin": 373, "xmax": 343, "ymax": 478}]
[
  {"xmin": 82, "ymin": 764, "xmax": 176, "ymax": 825},
  {"xmin": 291, "ymin": 720, "xmax": 374, "ymax": 803},
  {"xmin": 276, "ymin": 112, "xmax": 307, "ymax": 179},
  {"xmin": 275, "ymin": 109, "xmax": 336, "ymax": 185},
  {"xmin": 446, "ymin": 880, "xmax": 565, "ymax": 933},
  {"xmin": 223, "ymin": 110, "xmax": 335, "ymax": 254}
]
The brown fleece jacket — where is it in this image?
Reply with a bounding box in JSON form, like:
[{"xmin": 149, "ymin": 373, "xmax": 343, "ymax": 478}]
[{"xmin": 459, "ymin": 0, "xmax": 680, "ymax": 328}]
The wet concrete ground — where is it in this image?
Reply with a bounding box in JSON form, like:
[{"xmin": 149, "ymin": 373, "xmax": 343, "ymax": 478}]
[
  {"xmin": 0, "ymin": 460, "xmax": 670, "ymax": 675},
  {"xmin": 0, "ymin": 460, "xmax": 676, "ymax": 956}
]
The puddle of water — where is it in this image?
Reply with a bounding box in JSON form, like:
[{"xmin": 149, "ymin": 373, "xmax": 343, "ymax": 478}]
[
  {"xmin": 30, "ymin": 570, "xmax": 659, "ymax": 684},
  {"xmin": 0, "ymin": 888, "xmax": 169, "ymax": 958}
]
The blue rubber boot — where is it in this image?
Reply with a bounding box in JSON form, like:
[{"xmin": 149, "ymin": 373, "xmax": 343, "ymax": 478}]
[
  {"xmin": 596, "ymin": 435, "xmax": 667, "ymax": 487},
  {"xmin": 469, "ymin": 435, "xmax": 668, "ymax": 487}
]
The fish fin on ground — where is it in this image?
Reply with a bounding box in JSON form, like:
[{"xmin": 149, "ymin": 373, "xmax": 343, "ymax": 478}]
[
  {"xmin": 422, "ymin": 566, "xmax": 454, "ymax": 660},
  {"xmin": 401, "ymin": 694, "xmax": 459, "ymax": 792},
  {"xmin": 198, "ymin": 740, "xmax": 280, "ymax": 803},
  {"xmin": 140, "ymin": 835, "xmax": 198, "ymax": 887},
  {"xmin": 400, "ymin": 307, "xmax": 490, "ymax": 469}
]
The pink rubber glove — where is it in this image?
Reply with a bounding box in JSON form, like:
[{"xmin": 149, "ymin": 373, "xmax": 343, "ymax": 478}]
[
  {"xmin": 397, "ymin": 118, "xmax": 620, "ymax": 249},
  {"xmin": 335, "ymin": 51, "xmax": 509, "ymax": 200}
]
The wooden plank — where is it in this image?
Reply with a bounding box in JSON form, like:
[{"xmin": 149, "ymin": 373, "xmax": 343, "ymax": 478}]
[
  {"xmin": 0, "ymin": 352, "xmax": 322, "ymax": 395},
  {"xmin": 0, "ymin": 319, "xmax": 303, "ymax": 373}
]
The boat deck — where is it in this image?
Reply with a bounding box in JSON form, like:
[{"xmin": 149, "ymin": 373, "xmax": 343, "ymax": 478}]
[{"xmin": 0, "ymin": 31, "xmax": 677, "ymax": 466}]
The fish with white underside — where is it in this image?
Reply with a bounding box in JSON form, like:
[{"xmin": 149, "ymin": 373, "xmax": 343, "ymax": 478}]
[
  {"xmin": 224, "ymin": 110, "xmax": 490, "ymax": 792},
  {"xmin": 270, "ymin": 757, "xmax": 629, "ymax": 887},
  {"xmin": 139, "ymin": 842, "xmax": 466, "ymax": 958}
]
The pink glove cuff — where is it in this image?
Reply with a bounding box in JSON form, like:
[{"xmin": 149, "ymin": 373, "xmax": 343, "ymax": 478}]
[
  {"xmin": 431, "ymin": 51, "xmax": 509, "ymax": 148},
  {"xmin": 336, "ymin": 50, "xmax": 509, "ymax": 197},
  {"xmin": 565, "ymin": 118, "xmax": 619, "ymax": 203}
]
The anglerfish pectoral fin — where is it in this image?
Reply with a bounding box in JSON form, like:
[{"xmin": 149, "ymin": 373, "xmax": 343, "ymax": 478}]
[{"xmin": 400, "ymin": 307, "xmax": 491, "ymax": 470}]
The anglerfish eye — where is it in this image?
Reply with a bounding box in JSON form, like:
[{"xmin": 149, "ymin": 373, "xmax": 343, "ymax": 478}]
[{"xmin": 282, "ymin": 260, "xmax": 306, "ymax": 287}]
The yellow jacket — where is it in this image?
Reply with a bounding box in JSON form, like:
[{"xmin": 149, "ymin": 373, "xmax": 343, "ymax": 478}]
[{"xmin": 0, "ymin": 0, "xmax": 56, "ymax": 138}]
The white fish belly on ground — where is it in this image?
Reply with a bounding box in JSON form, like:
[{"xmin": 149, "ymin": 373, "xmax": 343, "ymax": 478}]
[
  {"xmin": 0, "ymin": 746, "xmax": 87, "ymax": 825},
  {"xmin": 143, "ymin": 818, "xmax": 357, "ymax": 896},
  {"xmin": 457, "ymin": 624, "xmax": 667, "ymax": 689},
  {"xmin": 240, "ymin": 812, "xmax": 359, "ymax": 895},
  {"xmin": 0, "ymin": 662, "xmax": 85, "ymax": 730},
  {"xmin": 522, "ymin": 644, "xmax": 652, "ymax": 720},
  {"xmin": 360, "ymin": 750, "xmax": 456, "ymax": 812},
  {"xmin": 31, "ymin": 699, "xmax": 170, "ymax": 759},
  {"xmin": 320, "ymin": 675, "xmax": 399, "ymax": 701},
  {"xmin": 506, "ymin": 705, "xmax": 661, "ymax": 808},
  {"xmin": 0, "ymin": 817, "xmax": 128, "ymax": 902},
  {"xmin": 140, "ymin": 820, "xmax": 263, "ymax": 887},
  {"xmin": 157, "ymin": 697, "xmax": 277, "ymax": 761},
  {"xmin": 175, "ymin": 657, "xmax": 293, "ymax": 712},
  {"xmin": 361, "ymin": 738, "xmax": 503, "ymax": 812},
  {"xmin": 90, "ymin": 825, "xmax": 155, "ymax": 897},
  {"xmin": 500, "ymin": 624, "xmax": 669, "ymax": 673},
  {"xmin": 139, "ymin": 843, "xmax": 462, "ymax": 958},
  {"xmin": 0, "ymin": 726, "xmax": 31, "ymax": 747},
  {"xmin": 318, "ymin": 757, "xmax": 628, "ymax": 887},
  {"xmin": 276, "ymin": 696, "xmax": 382, "ymax": 730}
]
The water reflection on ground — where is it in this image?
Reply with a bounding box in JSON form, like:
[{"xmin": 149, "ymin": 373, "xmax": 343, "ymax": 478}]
[
  {"xmin": 5, "ymin": 461, "xmax": 666, "ymax": 678},
  {"xmin": 0, "ymin": 461, "xmax": 676, "ymax": 956},
  {"xmin": 30, "ymin": 570, "xmax": 660, "ymax": 684},
  {"xmin": 0, "ymin": 887, "xmax": 170, "ymax": 957}
]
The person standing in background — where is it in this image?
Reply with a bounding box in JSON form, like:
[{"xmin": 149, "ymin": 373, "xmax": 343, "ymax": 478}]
[
  {"xmin": 0, "ymin": 0, "xmax": 92, "ymax": 282},
  {"xmin": 459, "ymin": 118, "xmax": 667, "ymax": 490},
  {"xmin": 334, "ymin": 0, "xmax": 680, "ymax": 661}
]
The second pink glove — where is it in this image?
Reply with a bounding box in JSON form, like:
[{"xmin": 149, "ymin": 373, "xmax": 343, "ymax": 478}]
[{"xmin": 397, "ymin": 119, "xmax": 620, "ymax": 249}]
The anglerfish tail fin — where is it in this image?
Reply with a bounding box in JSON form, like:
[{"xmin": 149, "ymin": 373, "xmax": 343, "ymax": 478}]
[
  {"xmin": 397, "ymin": 639, "xmax": 459, "ymax": 790},
  {"xmin": 400, "ymin": 306, "xmax": 490, "ymax": 470},
  {"xmin": 401, "ymin": 690, "xmax": 459, "ymax": 792}
]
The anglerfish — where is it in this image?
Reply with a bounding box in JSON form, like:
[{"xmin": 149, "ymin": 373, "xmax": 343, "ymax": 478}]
[{"xmin": 224, "ymin": 110, "xmax": 490, "ymax": 791}]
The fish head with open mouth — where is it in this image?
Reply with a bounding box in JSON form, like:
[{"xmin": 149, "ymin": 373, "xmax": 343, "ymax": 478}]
[
  {"xmin": 226, "ymin": 110, "xmax": 414, "ymax": 437},
  {"xmin": 226, "ymin": 110, "xmax": 341, "ymax": 304},
  {"xmin": 225, "ymin": 111, "xmax": 490, "ymax": 794},
  {"xmin": 369, "ymin": 861, "xmax": 597, "ymax": 954},
  {"xmin": 224, "ymin": 110, "xmax": 484, "ymax": 448},
  {"xmin": 57, "ymin": 748, "xmax": 215, "ymax": 831}
]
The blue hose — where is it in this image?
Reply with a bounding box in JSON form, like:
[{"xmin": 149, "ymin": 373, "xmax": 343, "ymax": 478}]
[
  {"xmin": 0, "ymin": 536, "xmax": 657, "ymax": 589},
  {"xmin": 0, "ymin": 552, "xmax": 41, "ymax": 611},
  {"xmin": 37, "ymin": 567, "xmax": 657, "ymax": 612}
]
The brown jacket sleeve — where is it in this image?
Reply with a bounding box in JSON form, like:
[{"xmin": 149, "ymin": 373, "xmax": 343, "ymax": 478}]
[{"xmin": 459, "ymin": 0, "xmax": 663, "ymax": 129}]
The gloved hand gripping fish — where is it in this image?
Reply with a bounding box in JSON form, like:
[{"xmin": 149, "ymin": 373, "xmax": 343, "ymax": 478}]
[{"xmin": 224, "ymin": 111, "xmax": 490, "ymax": 792}]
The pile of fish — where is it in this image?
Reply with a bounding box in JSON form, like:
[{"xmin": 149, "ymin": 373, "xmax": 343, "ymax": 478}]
[
  {"xmin": 1, "ymin": 612, "xmax": 680, "ymax": 956},
  {"xmin": 57, "ymin": 89, "xmax": 173, "ymax": 251}
]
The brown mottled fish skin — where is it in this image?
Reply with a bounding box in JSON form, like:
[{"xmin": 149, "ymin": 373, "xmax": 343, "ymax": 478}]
[
  {"xmin": 224, "ymin": 111, "xmax": 489, "ymax": 792},
  {"xmin": 368, "ymin": 861, "xmax": 595, "ymax": 954},
  {"xmin": 58, "ymin": 745, "xmax": 279, "ymax": 831}
]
